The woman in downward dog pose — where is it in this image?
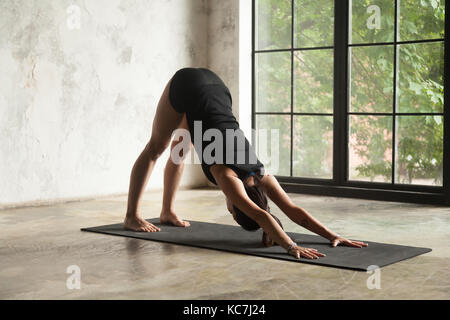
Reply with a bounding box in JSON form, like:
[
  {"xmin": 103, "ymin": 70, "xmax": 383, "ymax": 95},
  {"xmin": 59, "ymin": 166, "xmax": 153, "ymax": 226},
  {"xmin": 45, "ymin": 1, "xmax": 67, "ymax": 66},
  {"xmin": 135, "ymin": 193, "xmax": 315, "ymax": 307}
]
[{"xmin": 124, "ymin": 67, "xmax": 368, "ymax": 259}]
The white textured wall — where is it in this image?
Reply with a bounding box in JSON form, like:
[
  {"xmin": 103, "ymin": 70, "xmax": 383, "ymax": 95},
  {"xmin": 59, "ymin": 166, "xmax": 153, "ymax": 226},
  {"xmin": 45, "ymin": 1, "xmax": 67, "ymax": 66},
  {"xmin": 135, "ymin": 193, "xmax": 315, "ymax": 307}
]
[
  {"xmin": 0, "ymin": 0, "xmax": 209, "ymax": 207},
  {"xmin": 207, "ymin": 0, "xmax": 239, "ymax": 119},
  {"xmin": 206, "ymin": 0, "xmax": 252, "ymax": 187}
]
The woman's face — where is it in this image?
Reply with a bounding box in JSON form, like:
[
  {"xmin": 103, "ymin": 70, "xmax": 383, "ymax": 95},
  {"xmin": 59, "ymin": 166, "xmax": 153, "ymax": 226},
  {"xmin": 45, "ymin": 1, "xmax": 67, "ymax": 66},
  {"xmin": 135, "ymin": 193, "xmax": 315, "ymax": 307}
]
[
  {"xmin": 226, "ymin": 197, "xmax": 237, "ymax": 221},
  {"xmin": 225, "ymin": 176, "xmax": 257, "ymax": 222}
]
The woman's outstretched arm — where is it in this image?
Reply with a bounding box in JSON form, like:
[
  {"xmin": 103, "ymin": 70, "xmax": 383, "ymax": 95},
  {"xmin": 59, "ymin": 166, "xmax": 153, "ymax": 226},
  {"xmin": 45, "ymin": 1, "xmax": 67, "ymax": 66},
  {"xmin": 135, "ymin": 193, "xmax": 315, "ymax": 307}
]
[
  {"xmin": 260, "ymin": 173, "xmax": 368, "ymax": 248},
  {"xmin": 211, "ymin": 166, "xmax": 325, "ymax": 259}
]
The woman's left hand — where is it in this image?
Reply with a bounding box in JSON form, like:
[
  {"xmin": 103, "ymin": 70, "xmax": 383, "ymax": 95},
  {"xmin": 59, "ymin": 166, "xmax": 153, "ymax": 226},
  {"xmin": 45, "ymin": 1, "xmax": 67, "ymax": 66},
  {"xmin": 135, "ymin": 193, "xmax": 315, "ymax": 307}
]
[{"xmin": 330, "ymin": 236, "xmax": 368, "ymax": 248}]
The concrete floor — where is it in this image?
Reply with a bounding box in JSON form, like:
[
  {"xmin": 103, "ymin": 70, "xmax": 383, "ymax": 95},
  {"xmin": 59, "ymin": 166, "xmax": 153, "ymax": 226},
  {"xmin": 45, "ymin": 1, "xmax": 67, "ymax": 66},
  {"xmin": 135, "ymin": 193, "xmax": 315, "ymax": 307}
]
[{"xmin": 0, "ymin": 188, "xmax": 449, "ymax": 300}]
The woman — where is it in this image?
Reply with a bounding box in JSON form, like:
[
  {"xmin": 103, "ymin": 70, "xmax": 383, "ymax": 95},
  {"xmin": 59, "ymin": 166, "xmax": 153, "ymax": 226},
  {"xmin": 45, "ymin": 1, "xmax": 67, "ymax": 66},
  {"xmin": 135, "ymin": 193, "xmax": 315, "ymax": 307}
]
[{"xmin": 124, "ymin": 67, "xmax": 367, "ymax": 260}]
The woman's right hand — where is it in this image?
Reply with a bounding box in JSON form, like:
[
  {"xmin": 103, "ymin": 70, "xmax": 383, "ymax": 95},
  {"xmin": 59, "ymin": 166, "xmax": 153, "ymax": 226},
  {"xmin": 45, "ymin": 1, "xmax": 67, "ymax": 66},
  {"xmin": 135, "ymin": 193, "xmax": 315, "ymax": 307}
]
[{"xmin": 288, "ymin": 244, "xmax": 326, "ymax": 259}]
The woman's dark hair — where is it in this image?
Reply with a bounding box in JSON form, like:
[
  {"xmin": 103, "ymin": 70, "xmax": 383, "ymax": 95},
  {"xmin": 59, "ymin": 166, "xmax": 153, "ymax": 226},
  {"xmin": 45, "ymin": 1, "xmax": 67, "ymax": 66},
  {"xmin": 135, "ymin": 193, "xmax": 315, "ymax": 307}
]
[{"xmin": 232, "ymin": 182, "xmax": 283, "ymax": 231}]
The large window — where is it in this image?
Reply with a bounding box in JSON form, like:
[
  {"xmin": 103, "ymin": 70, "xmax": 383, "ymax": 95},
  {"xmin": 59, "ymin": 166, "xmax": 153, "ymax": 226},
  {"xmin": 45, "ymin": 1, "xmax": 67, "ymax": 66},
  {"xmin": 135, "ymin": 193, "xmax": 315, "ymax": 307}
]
[{"xmin": 252, "ymin": 0, "xmax": 449, "ymax": 205}]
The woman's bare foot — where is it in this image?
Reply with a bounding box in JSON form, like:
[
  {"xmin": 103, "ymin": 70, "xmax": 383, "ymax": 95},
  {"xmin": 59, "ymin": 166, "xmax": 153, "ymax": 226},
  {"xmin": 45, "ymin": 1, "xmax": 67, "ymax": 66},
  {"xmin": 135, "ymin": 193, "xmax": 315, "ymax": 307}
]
[
  {"xmin": 124, "ymin": 215, "xmax": 160, "ymax": 232},
  {"xmin": 160, "ymin": 210, "xmax": 190, "ymax": 227}
]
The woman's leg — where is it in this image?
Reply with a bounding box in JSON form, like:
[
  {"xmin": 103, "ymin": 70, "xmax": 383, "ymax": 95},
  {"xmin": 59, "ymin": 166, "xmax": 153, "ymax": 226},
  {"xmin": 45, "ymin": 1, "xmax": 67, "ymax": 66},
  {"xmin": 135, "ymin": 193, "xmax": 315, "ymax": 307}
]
[
  {"xmin": 124, "ymin": 76, "xmax": 184, "ymax": 232},
  {"xmin": 160, "ymin": 114, "xmax": 193, "ymax": 227}
]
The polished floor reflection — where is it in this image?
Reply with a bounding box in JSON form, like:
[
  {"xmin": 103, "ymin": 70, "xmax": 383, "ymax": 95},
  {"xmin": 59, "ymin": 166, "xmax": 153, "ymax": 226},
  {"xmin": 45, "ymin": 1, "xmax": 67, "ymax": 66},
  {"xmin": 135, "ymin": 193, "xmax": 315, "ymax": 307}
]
[{"xmin": 1, "ymin": 188, "xmax": 449, "ymax": 299}]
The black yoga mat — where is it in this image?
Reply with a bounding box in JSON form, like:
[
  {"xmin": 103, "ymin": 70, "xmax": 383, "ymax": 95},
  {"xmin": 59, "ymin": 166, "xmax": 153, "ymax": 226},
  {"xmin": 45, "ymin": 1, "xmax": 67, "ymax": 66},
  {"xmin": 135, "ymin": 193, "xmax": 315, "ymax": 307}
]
[{"xmin": 81, "ymin": 218, "xmax": 431, "ymax": 271}]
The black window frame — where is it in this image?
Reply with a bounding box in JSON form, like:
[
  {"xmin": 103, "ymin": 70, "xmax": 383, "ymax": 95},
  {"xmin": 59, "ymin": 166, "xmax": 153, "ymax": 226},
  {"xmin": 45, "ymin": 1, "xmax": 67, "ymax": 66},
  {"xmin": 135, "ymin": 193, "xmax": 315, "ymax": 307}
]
[{"xmin": 251, "ymin": 0, "xmax": 450, "ymax": 206}]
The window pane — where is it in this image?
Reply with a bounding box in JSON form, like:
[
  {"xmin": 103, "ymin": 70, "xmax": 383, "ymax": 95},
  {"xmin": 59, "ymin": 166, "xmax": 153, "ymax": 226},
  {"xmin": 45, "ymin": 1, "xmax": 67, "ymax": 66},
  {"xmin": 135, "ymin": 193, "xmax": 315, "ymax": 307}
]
[
  {"xmin": 294, "ymin": 49, "xmax": 333, "ymax": 113},
  {"xmin": 349, "ymin": 115, "xmax": 392, "ymax": 182},
  {"xmin": 349, "ymin": 45, "xmax": 394, "ymax": 113},
  {"xmin": 255, "ymin": 52, "xmax": 291, "ymax": 112},
  {"xmin": 255, "ymin": 0, "xmax": 292, "ymax": 50},
  {"xmin": 350, "ymin": 0, "xmax": 395, "ymax": 44},
  {"xmin": 395, "ymin": 115, "xmax": 443, "ymax": 186},
  {"xmin": 399, "ymin": 0, "xmax": 445, "ymax": 41},
  {"xmin": 397, "ymin": 42, "xmax": 444, "ymax": 113},
  {"xmin": 255, "ymin": 115, "xmax": 291, "ymax": 176},
  {"xmin": 293, "ymin": 116, "xmax": 333, "ymax": 178},
  {"xmin": 294, "ymin": 0, "xmax": 334, "ymax": 48}
]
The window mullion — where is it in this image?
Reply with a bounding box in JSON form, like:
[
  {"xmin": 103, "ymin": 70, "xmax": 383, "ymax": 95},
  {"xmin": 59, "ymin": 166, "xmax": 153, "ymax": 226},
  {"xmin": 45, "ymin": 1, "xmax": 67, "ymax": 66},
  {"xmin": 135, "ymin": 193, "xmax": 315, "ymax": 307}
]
[
  {"xmin": 290, "ymin": 0, "xmax": 294, "ymax": 177},
  {"xmin": 392, "ymin": 0, "xmax": 399, "ymax": 184},
  {"xmin": 444, "ymin": 0, "xmax": 450, "ymax": 204},
  {"xmin": 333, "ymin": 0, "xmax": 349, "ymax": 184}
]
